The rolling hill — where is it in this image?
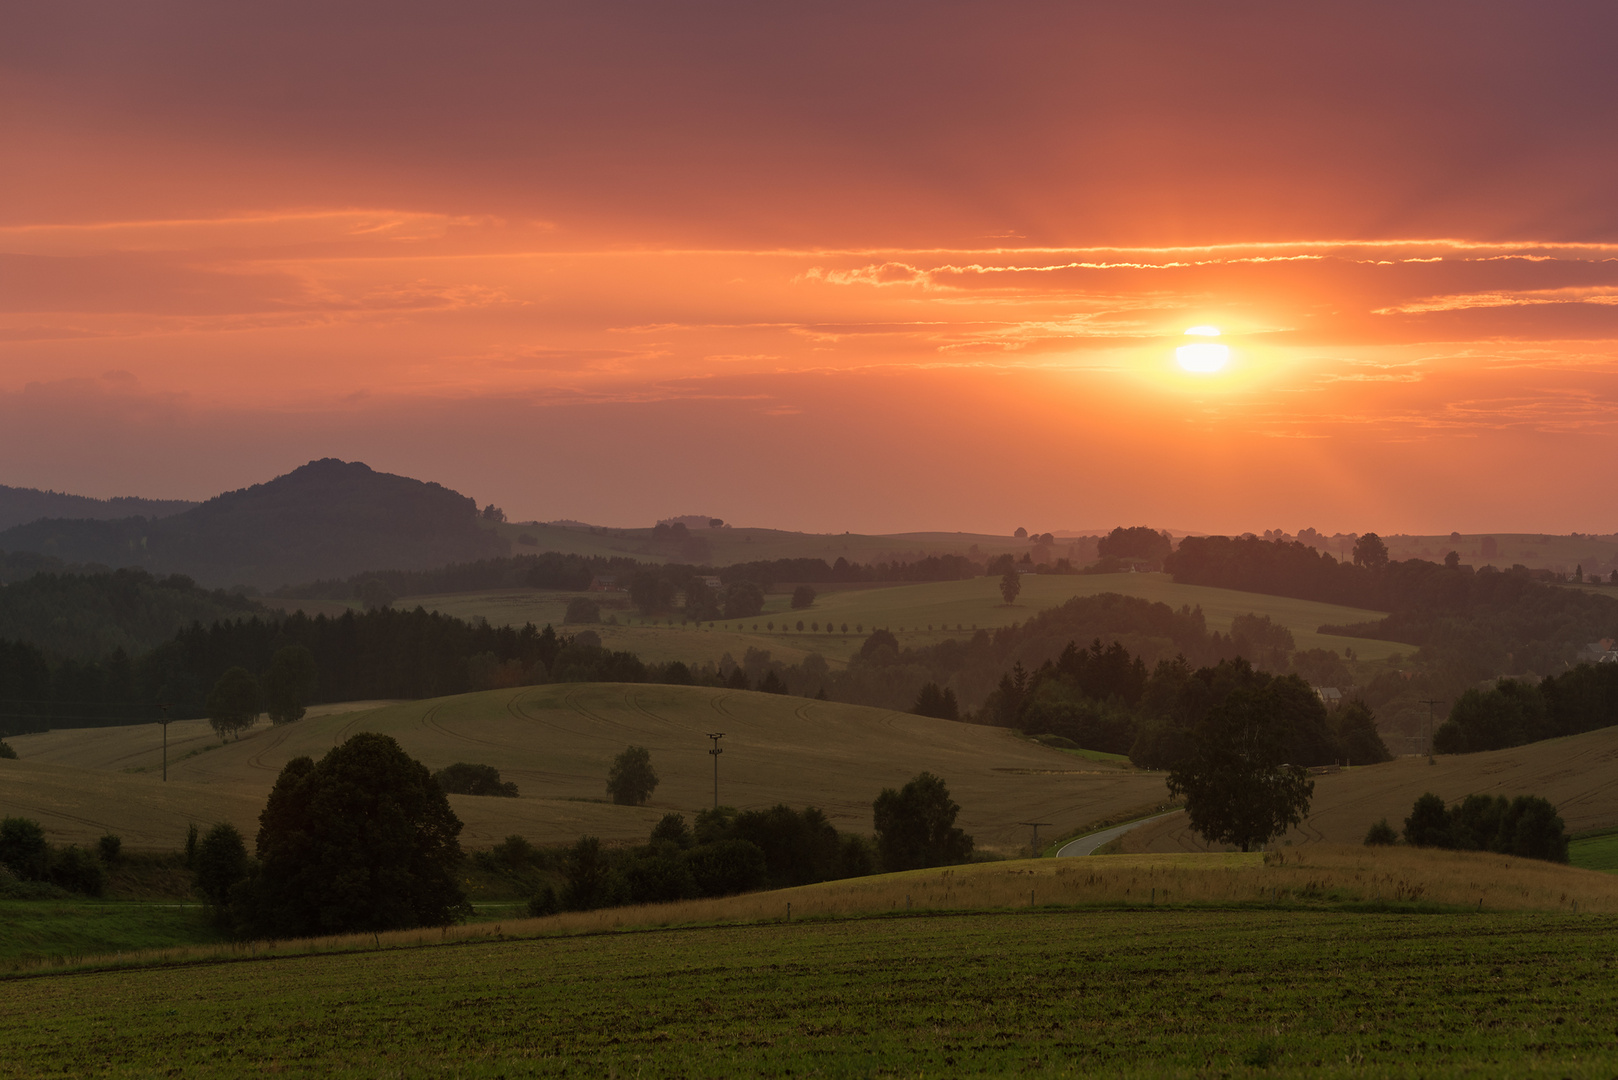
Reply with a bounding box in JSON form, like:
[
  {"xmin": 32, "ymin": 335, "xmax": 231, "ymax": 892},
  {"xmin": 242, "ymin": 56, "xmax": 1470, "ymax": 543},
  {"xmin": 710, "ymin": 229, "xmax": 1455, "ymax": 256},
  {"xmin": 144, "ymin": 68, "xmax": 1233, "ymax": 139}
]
[
  {"xmin": 0, "ymin": 684, "xmax": 1166, "ymax": 852},
  {"xmin": 0, "ymin": 459, "xmax": 509, "ymax": 589},
  {"xmin": 1117, "ymin": 722, "xmax": 1618, "ymax": 854},
  {"xmin": 398, "ymin": 571, "xmax": 1405, "ymax": 668}
]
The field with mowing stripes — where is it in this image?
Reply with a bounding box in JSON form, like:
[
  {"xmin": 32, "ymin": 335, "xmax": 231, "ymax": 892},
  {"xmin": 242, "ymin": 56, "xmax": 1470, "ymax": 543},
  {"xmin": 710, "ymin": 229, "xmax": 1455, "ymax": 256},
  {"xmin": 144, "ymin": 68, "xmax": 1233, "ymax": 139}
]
[{"xmin": 1, "ymin": 684, "xmax": 1162, "ymax": 852}]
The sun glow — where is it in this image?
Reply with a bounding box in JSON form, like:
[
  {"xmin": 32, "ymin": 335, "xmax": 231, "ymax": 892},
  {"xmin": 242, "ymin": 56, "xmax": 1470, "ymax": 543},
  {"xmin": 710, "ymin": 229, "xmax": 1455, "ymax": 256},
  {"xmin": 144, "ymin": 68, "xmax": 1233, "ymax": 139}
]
[{"xmin": 1176, "ymin": 326, "xmax": 1229, "ymax": 373}]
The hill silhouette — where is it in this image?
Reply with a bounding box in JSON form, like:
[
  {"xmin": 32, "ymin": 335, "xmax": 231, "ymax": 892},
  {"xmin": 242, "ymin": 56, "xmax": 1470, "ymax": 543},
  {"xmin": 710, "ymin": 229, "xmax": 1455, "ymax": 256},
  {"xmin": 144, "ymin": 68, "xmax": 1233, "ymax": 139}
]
[
  {"xmin": 0, "ymin": 459, "xmax": 508, "ymax": 589},
  {"xmin": 0, "ymin": 485, "xmax": 196, "ymax": 532}
]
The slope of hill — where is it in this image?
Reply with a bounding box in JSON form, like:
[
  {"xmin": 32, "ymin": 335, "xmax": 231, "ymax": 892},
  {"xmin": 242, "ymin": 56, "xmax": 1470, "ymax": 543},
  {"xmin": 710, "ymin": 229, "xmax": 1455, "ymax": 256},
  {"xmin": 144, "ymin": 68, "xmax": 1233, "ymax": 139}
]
[
  {"xmin": 0, "ymin": 568, "xmax": 265, "ymax": 660},
  {"xmin": 0, "ymin": 459, "xmax": 509, "ymax": 589},
  {"xmin": 0, "ymin": 484, "xmax": 196, "ymax": 532},
  {"xmin": 1117, "ymin": 723, "xmax": 1618, "ymax": 854},
  {"xmin": 0, "ymin": 684, "xmax": 1166, "ymax": 851}
]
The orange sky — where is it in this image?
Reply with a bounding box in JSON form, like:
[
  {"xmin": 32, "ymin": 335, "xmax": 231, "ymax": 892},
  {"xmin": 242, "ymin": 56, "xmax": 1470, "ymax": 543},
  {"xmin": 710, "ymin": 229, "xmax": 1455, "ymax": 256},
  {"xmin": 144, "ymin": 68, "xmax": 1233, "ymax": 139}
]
[{"xmin": 4, "ymin": 3, "xmax": 1617, "ymax": 534}]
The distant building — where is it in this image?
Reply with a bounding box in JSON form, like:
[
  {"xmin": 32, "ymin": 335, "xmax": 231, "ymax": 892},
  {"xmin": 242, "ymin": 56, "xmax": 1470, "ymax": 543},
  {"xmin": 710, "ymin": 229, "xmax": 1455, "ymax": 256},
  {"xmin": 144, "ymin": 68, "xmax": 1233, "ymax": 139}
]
[
  {"xmin": 1314, "ymin": 686, "xmax": 1343, "ymax": 708},
  {"xmin": 702, "ymin": 576, "xmax": 723, "ymax": 590},
  {"xmin": 587, "ymin": 575, "xmax": 623, "ymax": 593},
  {"xmin": 1575, "ymin": 639, "xmax": 1617, "ymax": 664}
]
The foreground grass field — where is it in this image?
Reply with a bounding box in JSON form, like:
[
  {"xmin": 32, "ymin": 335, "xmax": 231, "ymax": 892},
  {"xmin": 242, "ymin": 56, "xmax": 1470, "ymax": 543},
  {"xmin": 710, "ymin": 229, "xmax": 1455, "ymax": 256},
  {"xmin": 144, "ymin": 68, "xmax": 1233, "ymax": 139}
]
[
  {"xmin": 6, "ymin": 899, "xmax": 1617, "ymax": 1077},
  {"xmin": 400, "ymin": 571, "xmax": 1402, "ymax": 667},
  {"xmin": 3, "ymin": 684, "xmax": 1161, "ymax": 852}
]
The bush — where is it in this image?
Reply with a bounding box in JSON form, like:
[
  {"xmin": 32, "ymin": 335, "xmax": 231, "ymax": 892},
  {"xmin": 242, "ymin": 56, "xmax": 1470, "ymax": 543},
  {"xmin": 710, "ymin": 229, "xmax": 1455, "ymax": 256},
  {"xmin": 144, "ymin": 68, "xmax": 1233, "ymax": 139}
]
[
  {"xmin": 0, "ymin": 816, "xmax": 48, "ymax": 880},
  {"xmin": 606, "ymin": 746, "xmax": 659, "ymax": 806},
  {"xmin": 97, "ymin": 834, "xmax": 122, "ymax": 863},
  {"xmin": 1363, "ymin": 819, "xmax": 1398, "ymax": 846},
  {"xmin": 1400, "ymin": 791, "xmax": 1568, "ymax": 862},
  {"xmin": 0, "ymin": 739, "xmax": 16, "ymax": 759},
  {"xmin": 527, "ymin": 886, "xmax": 560, "ymax": 917},
  {"xmin": 791, "ymin": 586, "xmax": 817, "ymax": 609},
  {"xmin": 562, "ymin": 836, "xmax": 618, "ymax": 911},
  {"xmin": 49, "ymin": 845, "xmax": 105, "ymax": 896},
  {"xmin": 433, "ymin": 762, "xmax": 519, "ymax": 797}
]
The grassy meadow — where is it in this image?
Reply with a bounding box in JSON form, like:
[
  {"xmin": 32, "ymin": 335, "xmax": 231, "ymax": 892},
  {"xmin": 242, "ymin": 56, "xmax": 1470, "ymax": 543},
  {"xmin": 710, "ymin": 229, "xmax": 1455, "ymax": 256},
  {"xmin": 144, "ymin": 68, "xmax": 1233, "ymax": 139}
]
[
  {"xmin": 1, "ymin": 684, "xmax": 1160, "ymax": 853},
  {"xmin": 6, "ymin": 848, "xmax": 1618, "ymax": 1077},
  {"xmin": 400, "ymin": 571, "xmax": 1405, "ymax": 668},
  {"xmin": 1572, "ymin": 828, "xmax": 1618, "ymax": 873}
]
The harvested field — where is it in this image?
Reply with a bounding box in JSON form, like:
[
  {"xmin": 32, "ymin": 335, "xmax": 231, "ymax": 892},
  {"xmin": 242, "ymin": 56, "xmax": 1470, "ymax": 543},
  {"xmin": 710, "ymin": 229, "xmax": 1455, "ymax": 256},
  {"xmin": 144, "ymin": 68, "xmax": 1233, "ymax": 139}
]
[
  {"xmin": 1118, "ymin": 723, "xmax": 1618, "ymax": 853},
  {"xmin": 0, "ymin": 684, "xmax": 1163, "ymax": 852}
]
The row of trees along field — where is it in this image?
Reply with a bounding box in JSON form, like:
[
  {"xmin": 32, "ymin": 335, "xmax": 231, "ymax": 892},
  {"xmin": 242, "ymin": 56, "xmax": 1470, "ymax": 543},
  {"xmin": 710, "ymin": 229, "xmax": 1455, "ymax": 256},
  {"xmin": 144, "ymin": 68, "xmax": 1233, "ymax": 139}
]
[
  {"xmin": 170, "ymin": 729, "xmax": 979, "ymax": 938},
  {"xmin": 1166, "ymin": 533, "xmax": 1618, "ymax": 680}
]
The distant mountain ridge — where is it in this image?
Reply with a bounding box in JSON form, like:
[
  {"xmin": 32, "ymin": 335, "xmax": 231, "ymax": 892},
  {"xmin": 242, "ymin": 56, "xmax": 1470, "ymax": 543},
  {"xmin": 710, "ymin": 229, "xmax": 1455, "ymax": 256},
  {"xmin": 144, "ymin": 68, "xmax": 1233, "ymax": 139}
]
[
  {"xmin": 0, "ymin": 459, "xmax": 509, "ymax": 589},
  {"xmin": 0, "ymin": 485, "xmax": 197, "ymax": 532}
]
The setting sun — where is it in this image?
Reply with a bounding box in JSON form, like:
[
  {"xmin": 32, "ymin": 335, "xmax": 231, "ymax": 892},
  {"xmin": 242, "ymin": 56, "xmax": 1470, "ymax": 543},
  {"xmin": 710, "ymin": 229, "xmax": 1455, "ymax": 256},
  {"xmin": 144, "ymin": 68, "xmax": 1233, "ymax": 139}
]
[{"xmin": 1176, "ymin": 327, "xmax": 1229, "ymax": 373}]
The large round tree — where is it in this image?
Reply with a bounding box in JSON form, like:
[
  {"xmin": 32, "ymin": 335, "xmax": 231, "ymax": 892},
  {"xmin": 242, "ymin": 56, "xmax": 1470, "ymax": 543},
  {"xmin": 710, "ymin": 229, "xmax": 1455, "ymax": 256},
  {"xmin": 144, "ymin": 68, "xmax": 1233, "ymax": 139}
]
[{"xmin": 248, "ymin": 732, "xmax": 469, "ymax": 937}]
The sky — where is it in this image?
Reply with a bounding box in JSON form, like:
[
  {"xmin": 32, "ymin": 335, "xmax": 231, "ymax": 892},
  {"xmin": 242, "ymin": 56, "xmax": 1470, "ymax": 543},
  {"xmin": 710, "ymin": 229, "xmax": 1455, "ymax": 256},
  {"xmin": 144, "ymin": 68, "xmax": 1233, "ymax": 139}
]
[{"xmin": 4, "ymin": 2, "xmax": 1618, "ymax": 535}]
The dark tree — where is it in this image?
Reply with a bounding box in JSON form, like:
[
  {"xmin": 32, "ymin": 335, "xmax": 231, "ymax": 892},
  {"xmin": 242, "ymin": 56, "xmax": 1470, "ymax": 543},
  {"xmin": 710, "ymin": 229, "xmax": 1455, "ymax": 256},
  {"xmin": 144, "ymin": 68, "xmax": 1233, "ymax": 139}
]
[
  {"xmin": 561, "ymin": 835, "xmax": 617, "ymax": 911},
  {"xmin": 564, "ymin": 597, "xmax": 601, "ymax": 624},
  {"xmin": 759, "ymin": 670, "xmax": 787, "ymax": 694},
  {"xmin": 1334, "ymin": 699, "xmax": 1392, "ymax": 764},
  {"xmin": 1014, "ymin": 527, "xmax": 1028, "ymax": 539},
  {"xmin": 1097, "ymin": 526, "xmax": 1172, "ymax": 562},
  {"xmin": 791, "ymin": 585, "xmax": 817, "ymax": 610},
  {"xmin": 1402, "ymin": 792, "xmax": 1453, "ymax": 847},
  {"xmin": 193, "ymin": 822, "xmax": 248, "ymax": 926},
  {"xmin": 248, "ymin": 732, "xmax": 469, "ymax": 937},
  {"xmin": 0, "ymin": 816, "xmax": 48, "ymax": 880},
  {"xmin": 629, "ymin": 570, "xmax": 678, "ymax": 615},
  {"xmin": 432, "ymin": 762, "xmax": 519, "ymax": 797},
  {"xmin": 999, "ymin": 569, "xmax": 1022, "ymax": 605},
  {"xmin": 872, "ymin": 772, "xmax": 974, "ymax": 871},
  {"xmin": 724, "ymin": 581, "xmax": 765, "ymax": 620},
  {"xmin": 1444, "ymin": 550, "xmax": 1461, "ymax": 569},
  {"xmin": 606, "ymin": 745, "xmax": 659, "ymax": 805},
  {"xmin": 1166, "ymin": 688, "xmax": 1315, "ymax": 852},
  {"xmin": 206, "ymin": 666, "xmax": 260, "ymax": 741},
  {"xmin": 0, "ymin": 739, "xmax": 15, "ymax": 759},
  {"xmin": 911, "ymin": 682, "xmax": 959, "ymax": 720},
  {"xmin": 264, "ymin": 644, "xmax": 318, "ymax": 725},
  {"xmin": 1351, "ymin": 533, "xmax": 1390, "ymax": 571}
]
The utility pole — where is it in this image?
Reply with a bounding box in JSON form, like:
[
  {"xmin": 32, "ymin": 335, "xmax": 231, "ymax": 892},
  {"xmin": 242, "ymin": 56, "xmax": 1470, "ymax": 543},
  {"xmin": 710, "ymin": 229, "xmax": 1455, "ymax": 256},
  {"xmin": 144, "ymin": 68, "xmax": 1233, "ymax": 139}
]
[
  {"xmin": 1020, "ymin": 822, "xmax": 1052, "ymax": 855},
  {"xmin": 706, "ymin": 732, "xmax": 724, "ymax": 809},
  {"xmin": 157, "ymin": 702, "xmax": 173, "ymax": 781},
  {"xmin": 1419, "ymin": 699, "xmax": 1443, "ymax": 763}
]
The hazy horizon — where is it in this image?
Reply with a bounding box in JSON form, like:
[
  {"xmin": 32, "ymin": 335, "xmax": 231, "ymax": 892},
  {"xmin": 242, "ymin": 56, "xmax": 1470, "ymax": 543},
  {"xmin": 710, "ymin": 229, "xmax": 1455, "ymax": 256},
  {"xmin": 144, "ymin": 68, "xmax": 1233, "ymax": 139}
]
[{"xmin": 6, "ymin": 3, "xmax": 1618, "ymax": 535}]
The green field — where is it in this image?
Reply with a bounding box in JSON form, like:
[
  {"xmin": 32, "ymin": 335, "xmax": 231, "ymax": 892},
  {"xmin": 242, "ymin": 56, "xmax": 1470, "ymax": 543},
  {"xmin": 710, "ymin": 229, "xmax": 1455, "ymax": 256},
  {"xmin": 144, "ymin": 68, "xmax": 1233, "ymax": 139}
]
[
  {"xmin": 0, "ymin": 900, "xmax": 223, "ymax": 966},
  {"xmin": 401, "ymin": 571, "xmax": 1402, "ymax": 668},
  {"xmin": 4, "ymin": 908, "xmax": 1615, "ymax": 1078},
  {"xmin": 1572, "ymin": 829, "xmax": 1618, "ymax": 873}
]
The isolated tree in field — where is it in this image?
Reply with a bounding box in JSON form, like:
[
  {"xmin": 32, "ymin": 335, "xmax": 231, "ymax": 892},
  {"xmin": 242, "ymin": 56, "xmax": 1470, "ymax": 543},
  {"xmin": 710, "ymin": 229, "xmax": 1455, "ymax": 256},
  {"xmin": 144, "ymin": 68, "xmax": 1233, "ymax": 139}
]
[
  {"xmin": 791, "ymin": 585, "xmax": 817, "ymax": 609},
  {"xmin": 249, "ymin": 732, "xmax": 469, "ymax": 937},
  {"xmin": 193, "ymin": 822, "xmax": 249, "ymax": 926},
  {"xmin": 1352, "ymin": 532, "xmax": 1390, "ymax": 571},
  {"xmin": 999, "ymin": 569, "xmax": 1021, "ymax": 605},
  {"xmin": 1166, "ymin": 688, "xmax": 1315, "ymax": 852},
  {"xmin": 872, "ymin": 772, "xmax": 974, "ymax": 871},
  {"xmin": 207, "ymin": 666, "xmax": 260, "ymax": 741},
  {"xmin": 607, "ymin": 745, "xmax": 659, "ymax": 805},
  {"xmin": 264, "ymin": 644, "xmax": 318, "ymax": 725}
]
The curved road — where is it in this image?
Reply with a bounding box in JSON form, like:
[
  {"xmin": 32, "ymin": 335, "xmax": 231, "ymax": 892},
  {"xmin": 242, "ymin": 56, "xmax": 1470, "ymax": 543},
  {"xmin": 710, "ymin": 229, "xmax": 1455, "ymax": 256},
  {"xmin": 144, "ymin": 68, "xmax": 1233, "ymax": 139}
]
[{"xmin": 1055, "ymin": 809, "xmax": 1182, "ymax": 857}]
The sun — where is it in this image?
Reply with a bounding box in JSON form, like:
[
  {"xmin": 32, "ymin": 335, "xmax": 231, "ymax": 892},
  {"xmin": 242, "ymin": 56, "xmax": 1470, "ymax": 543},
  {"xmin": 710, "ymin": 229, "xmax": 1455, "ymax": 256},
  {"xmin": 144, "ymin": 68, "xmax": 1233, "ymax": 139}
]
[{"xmin": 1176, "ymin": 326, "xmax": 1229, "ymax": 373}]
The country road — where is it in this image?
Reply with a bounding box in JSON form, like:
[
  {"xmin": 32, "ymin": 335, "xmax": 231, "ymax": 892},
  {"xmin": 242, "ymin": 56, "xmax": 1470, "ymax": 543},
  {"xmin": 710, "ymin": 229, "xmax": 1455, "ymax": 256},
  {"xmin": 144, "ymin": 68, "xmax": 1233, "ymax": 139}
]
[{"xmin": 1055, "ymin": 810, "xmax": 1183, "ymax": 857}]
